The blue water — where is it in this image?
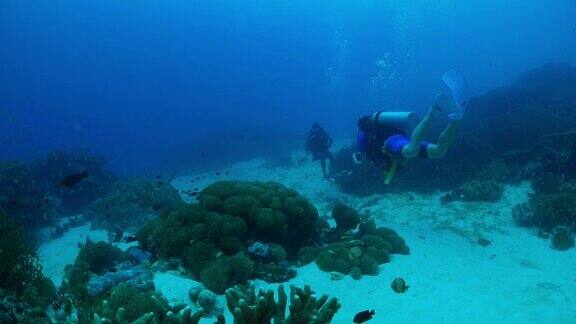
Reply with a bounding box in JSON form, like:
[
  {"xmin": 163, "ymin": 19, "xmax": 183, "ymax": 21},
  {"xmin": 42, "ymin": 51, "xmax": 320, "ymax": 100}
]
[{"xmin": 1, "ymin": 0, "xmax": 575, "ymax": 173}]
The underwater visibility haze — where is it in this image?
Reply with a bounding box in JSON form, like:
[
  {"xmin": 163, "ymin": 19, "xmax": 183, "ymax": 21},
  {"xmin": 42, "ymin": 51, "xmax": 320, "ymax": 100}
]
[{"xmin": 1, "ymin": 0, "xmax": 576, "ymax": 323}]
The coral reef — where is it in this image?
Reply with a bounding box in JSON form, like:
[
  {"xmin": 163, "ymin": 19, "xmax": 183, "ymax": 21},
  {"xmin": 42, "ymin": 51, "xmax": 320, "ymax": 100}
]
[
  {"xmin": 137, "ymin": 181, "xmax": 320, "ymax": 293},
  {"xmin": 0, "ymin": 210, "xmax": 56, "ymax": 310},
  {"xmin": 550, "ymin": 226, "xmax": 575, "ymax": 251},
  {"xmin": 441, "ymin": 180, "xmax": 504, "ymax": 203},
  {"xmin": 198, "ymin": 181, "xmax": 319, "ymax": 249},
  {"xmin": 91, "ymin": 294, "xmax": 208, "ymax": 324},
  {"xmin": 86, "ymin": 177, "xmax": 182, "ymax": 231},
  {"xmin": 315, "ymin": 219, "xmax": 409, "ymax": 277},
  {"xmin": 332, "ymin": 203, "xmax": 361, "ymax": 232},
  {"xmin": 529, "ymin": 192, "xmax": 576, "ymax": 232},
  {"xmin": 0, "ymin": 160, "xmax": 56, "ymax": 230},
  {"xmin": 188, "ymin": 286, "xmax": 224, "ymax": 318},
  {"xmin": 30, "ymin": 150, "xmax": 115, "ymax": 214},
  {"xmin": 200, "ymin": 253, "xmax": 254, "ymax": 294},
  {"xmin": 224, "ymin": 284, "xmax": 340, "ymax": 324}
]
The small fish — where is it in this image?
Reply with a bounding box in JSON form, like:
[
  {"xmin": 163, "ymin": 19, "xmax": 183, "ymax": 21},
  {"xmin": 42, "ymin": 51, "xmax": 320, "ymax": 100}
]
[
  {"xmin": 152, "ymin": 204, "xmax": 163, "ymax": 211},
  {"xmin": 194, "ymin": 187, "xmax": 199, "ymax": 191},
  {"xmin": 188, "ymin": 192, "xmax": 199, "ymax": 197},
  {"xmin": 202, "ymin": 176, "xmax": 206, "ymax": 180},
  {"xmin": 155, "ymin": 175, "xmax": 163, "ymax": 179},
  {"xmin": 215, "ymin": 172, "xmax": 220, "ymax": 176},
  {"xmin": 353, "ymin": 310, "xmax": 375, "ymax": 323},
  {"xmin": 391, "ymin": 277, "xmax": 409, "ymax": 293},
  {"xmin": 108, "ymin": 267, "xmax": 118, "ymax": 273},
  {"xmin": 60, "ymin": 169, "xmax": 89, "ymax": 188},
  {"xmin": 195, "ymin": 176, "xmax": 201, "ymax": 180},
  {"xmin": 124, "ymin": 235, "xmax": 138, "ymax": 243}
]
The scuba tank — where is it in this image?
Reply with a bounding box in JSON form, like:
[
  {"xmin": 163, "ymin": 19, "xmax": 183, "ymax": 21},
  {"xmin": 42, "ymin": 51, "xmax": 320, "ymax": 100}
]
[
  {"xmin": 371, "ymin": 111, "xmax": 419, "ymax": 130},
  {"xmin": 354, "ymin": 111, "xmax": 419, "ymax": 165}
]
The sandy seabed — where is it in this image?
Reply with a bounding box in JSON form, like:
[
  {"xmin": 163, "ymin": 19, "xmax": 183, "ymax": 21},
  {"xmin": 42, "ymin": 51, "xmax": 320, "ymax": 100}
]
[{"xmin": 40, "ymin": 144, "xmax": 576, "ymax": 323}]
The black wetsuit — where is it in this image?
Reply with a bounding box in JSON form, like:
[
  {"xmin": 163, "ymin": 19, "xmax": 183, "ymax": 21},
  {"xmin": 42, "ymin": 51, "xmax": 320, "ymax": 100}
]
[{"xmin": 306, "ymin": 126, "xmax": 334, "ymax": 177}]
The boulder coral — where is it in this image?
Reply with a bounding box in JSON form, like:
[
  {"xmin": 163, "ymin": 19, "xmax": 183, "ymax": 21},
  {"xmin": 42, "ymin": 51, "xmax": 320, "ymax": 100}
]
[
  {"xmin": 136, "ymin": 181, "xmax": 320, "ymax": 294},
  {"xmin": 315, "ymin": 220, "xmax": 409, "ymax": 277}
]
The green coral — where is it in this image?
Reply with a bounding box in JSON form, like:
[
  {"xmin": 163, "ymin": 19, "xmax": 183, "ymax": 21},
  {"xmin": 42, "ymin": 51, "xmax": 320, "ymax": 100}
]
[
  {"xmin": 200, "ymin": 253, "xmax": 253, "ymax": 294},
  {"xmin": 198, "ymin": 181, "xmax": 319, "ymax": 249},
  {"xmin": 136, "ymin": 181, "xmax": 320, "ymax": 293},
  {"xmin": 225, "ymin": 284, "xmax": 340, "ymax": 324},
  {"xmin": 0, "ymin": 209, "xmax": 55, "ymax": 318},
  {"xmin": 107, "ymin": 286, "xmax": 166, "ymax": 322},
  {"xmin": 332, "ymin": 203, "xmax": 361, "ymax": 232},
  {"xmin": 76, "ymin": 239, "xmax": 122, "ymax": 275},
  {"xmin": 530, "ymin": 192, "xmax": 576, "ymax": 231},
  {"xmin": 315, "ymin": 223, "xmax": 409, "ymax": 277},
  {"xmin": 296, "ymin": 246, "xmax": 320, "ymax": 266}
]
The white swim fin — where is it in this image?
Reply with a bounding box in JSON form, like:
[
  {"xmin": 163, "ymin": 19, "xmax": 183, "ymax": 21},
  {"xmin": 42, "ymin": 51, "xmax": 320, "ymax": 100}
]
[{"xmin": 441, "ymin": 70, "xmax": 469, "ymax": 120}]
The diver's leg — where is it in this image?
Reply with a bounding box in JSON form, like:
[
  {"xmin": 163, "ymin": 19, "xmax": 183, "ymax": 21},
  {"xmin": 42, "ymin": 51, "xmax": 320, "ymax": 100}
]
[
  {"xmin": 327, "ymin": 152, "xmax": 335, "ymax": 175},
  {"xmin": 320, "ymin": 159, "xmax": 328, "ymax": 177},
  {"xmin": 401, "ymin": 109, "xmax": 436, "ymax": 159},
  {"xmin": 426, "ymin": 120, "xmax": 460, "ymax": 158}
]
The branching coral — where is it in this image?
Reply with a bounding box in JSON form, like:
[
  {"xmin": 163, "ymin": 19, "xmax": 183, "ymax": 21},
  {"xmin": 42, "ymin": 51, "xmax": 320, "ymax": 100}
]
[{"xmin": 224, "ymin": 284, "xmax": 340, "ymax": 324}]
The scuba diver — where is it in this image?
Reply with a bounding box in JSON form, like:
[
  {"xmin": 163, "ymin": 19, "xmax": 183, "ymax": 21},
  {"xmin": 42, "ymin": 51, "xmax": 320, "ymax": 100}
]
[
  {"xmin": 306, "ymin": 123, "xmax": 335, "ymax": 180},
  {"xmin": 353, "ymin": 70, "xmax": 469, "ymax": 185}
]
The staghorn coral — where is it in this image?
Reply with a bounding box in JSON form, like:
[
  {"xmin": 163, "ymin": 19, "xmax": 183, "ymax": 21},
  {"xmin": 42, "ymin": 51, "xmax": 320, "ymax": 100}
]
[
  {"xmin": 90, "ymin": 297, "xmax": 208, "ymax": 324},
  {"xmin": 224, "ymin": 284, "xmax": 340, "ymax": 324},
  {"xmin": 86, "ymin": 177, "xmax": 182, "ymax": 231}
]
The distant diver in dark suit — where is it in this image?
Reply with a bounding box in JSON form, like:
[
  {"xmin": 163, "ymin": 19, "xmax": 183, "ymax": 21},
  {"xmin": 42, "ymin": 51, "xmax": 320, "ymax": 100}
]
[
  {"xmin": 353, "ymin": 70, "xmax": 469, "ymax": 185},
  {"xmin": 306, "ymin": 123, "xmax": 335, "ymax": 180}
]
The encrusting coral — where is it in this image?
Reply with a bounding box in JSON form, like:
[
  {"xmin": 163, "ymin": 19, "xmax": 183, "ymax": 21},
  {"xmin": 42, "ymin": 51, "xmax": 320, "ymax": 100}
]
[{"xmin": 224, "ymin": 284, "xmax": 340, "ymax": 324}]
